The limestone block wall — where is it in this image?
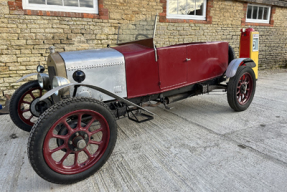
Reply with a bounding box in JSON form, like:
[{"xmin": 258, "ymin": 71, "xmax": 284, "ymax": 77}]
[{"xmin": 0, "ymin": 0, "xmax": 286, "ymax": 104}]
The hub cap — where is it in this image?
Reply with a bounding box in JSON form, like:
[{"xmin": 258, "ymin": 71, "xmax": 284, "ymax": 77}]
[
  {"xmin": 30, "ymin": 97, "xmax": 52, "ymax": 117},
  {"xmin": 77, "ymin": 140, "xmax": 87, "ymax": 149},
  {"xmin": 43, "ymin": 110, "xmax": 110, "ymax": 175},
  {"xmin": 236, "ymin": 73, "xmax": 253, "ymax": 105}
]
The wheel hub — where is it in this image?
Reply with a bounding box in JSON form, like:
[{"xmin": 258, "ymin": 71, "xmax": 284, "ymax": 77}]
[
  {"xmin": 30, "ymin": 98, "xmax": 52, "ymax": 117},
  {"xmin": 240, "ymin": 83, "xmax": 247, "ymax": 94},
  {"xmin": 76, "ymin": 139, "xmax": 87, "ymax": 149},
  {"xmin": 68, "ymin": 131, "xmax": 89, "ymax": 151}
]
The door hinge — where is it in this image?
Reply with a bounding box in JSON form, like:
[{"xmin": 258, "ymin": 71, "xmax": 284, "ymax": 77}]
[{"xmin": 158, "ymin": 81, "xmax": 161, "ymax": 86}]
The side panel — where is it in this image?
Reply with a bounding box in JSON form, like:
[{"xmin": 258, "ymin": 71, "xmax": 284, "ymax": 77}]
[
  {"xmin": 186, "ymin": 42, "xmax": 229, "ymax": 83},
  {"xmin": 113, "ymin": 44, "xmax": 160, "ymax": 98},
  {"xmin": 157, "ymin": 45, "xmax": 187, "ymax": 89}
]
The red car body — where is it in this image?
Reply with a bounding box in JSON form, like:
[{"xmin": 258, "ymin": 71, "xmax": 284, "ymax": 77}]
[{"xmin": 114, "ymin": 41, "xmax": 228, "ymax": 98}]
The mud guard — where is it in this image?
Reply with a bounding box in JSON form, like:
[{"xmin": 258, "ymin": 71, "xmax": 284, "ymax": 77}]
[
  {"xmin": 40, "ymin": 83, "xmax": 155, "ymax": 116},
  {"xmin": 16, "ymin": 73, "xmax": 38, "ymax": 83},
  {"xmin": 226, "ymin": 58, "xmax": 256, "ymax": 78}
]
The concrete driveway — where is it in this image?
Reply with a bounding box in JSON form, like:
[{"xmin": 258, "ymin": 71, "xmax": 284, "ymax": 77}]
[{"xmin": 0, "ymin": 69, "xmax": 287, "ymax": 192}]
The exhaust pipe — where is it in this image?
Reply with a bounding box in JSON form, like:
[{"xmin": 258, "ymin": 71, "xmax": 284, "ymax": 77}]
[{"xmin": 166, "ymin": 92, "xmax": 191, "ymax": 104}]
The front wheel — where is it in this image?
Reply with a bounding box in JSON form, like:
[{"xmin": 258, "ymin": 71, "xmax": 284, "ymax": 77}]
[
  {"xmin": 9, "ymin": 80, "xmax": 52, "ymax": 132},
  {"xmin": 28, "ymin": 97, "xmax": 117, "ymax": 184},
  {"xmin": 227, "ymin": 66, "xmax": 256, "ymax": 111}
]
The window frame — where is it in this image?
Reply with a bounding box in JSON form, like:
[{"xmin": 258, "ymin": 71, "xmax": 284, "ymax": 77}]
[
  {"xmin": 22, "ymin": 0, "xmax": 98, "ymax": 14},
  {"xmin": 166, "ymin": 0, "xmax": 207, "ymax": 20},
  {"xmin": 245, "ymin": 4, "xmax": 271, "ymax": 24}
]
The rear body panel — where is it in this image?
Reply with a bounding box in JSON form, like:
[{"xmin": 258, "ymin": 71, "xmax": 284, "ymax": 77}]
[
  {"xmin": 186, "ymin": 42, "xmax": 228, "ymax": 83},
  {"xmin": 115, "ymin": 42, "xmax": 229, "ymax": 99}
]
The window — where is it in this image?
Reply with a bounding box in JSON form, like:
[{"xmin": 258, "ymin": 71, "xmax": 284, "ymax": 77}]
[
  {"xmin": 167, "ymin": 0, "xmax": 207, "ymax": 20},
  {"xmin": 246, "ymin": 4, "xmax": 271, "ymax": 24},
  {"xmin": 22, "ymin": 0, "xmax": 98, "ymax": 14}
]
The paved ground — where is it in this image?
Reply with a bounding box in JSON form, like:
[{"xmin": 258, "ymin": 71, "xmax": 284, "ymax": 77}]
[{"xmin": 0, "ymin": 69, "xmax": 287, "ymax": 192}]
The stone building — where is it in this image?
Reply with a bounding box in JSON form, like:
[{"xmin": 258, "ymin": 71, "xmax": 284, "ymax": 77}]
[{"xmin": 0, "ymin": 0, "xmax": 286, "ymax": 104}]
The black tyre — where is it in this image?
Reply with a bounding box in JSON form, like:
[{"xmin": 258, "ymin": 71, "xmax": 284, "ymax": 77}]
[
  {"xmin": 9, "ymin": 80, "xmax": 52, "ymax": 132},
  {"xmin": 228, "ymin": 45, "xmax": 236, "ymax": 64},
  {"xmin": 28, "ymin": 97, "xmax": 117, "ymax": 184},
  {"xmin": 227, "ymin": 66, "xmax": 256, "ymax": 111}
]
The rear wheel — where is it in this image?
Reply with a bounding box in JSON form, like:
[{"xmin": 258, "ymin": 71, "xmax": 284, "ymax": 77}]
[
  {"xmin": 227, "ymin": 66, "xmax": 256, "ymax": 111},
  {"xmin": 9, "ymin": 80, "xmax": 52, "ymax": 132},
  {"xmin": 28, "ymin": 97, "xmax": 117, "ymax": 184}
]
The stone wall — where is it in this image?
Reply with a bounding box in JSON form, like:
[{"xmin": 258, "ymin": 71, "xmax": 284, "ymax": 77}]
[{"xmin": 0, "ymin": 0, "xmax": 287, "ymax": 104}]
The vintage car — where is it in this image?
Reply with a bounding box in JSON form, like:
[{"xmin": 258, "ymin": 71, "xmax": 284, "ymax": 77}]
[{"xmin": 9, "ymin": 16, "xmax": 256, "ymax": 184}]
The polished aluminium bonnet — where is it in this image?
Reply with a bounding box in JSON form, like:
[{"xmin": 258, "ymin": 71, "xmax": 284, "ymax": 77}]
[{"xmin": 59, "ymin": 48, "xmax": 127, "ymax": 101}]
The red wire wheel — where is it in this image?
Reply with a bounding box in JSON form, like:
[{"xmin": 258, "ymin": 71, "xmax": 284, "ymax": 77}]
[
  {"xmin": 227, "ymin": 66, "xmax": 256, "ymax": 112},
  {"xmin": 236, "ymin": 72, "xmax": 253, "ymax": 105},
  {"xmin": 17, "ymin": 86, "xmax": 43, "ymax": 126},
  {"xmin": 28, "ymin": 98, "xmax": 117, "ymax": 184},
  {"xmin": 43, "ymin": 110, "xmax": 110, "ymax": 174},
  {"xmin": 9, "ymin": 80, "xmax": 51, "ymax": 132}
]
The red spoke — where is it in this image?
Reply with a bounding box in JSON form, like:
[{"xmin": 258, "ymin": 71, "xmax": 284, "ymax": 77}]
[
  {"xmin": 22, "ymin": 109, "xmax": 30, "ymax": 112},
  {"xmin": 77, "ymin": 113, "xmax": 82, "ymax": 128},
  {"xmin": 63, "ymin": 120, "xmax": 74, "ymax": 133},
  {"xmin": 74, "ymin": 152, "xmax": 79, "ymax": 166},
  {"xmin": 29, "ymin": 93, "xmax": 35, "ymax": 100},
  {"xmin": 49, "ymin": 145, "xmax": 65, "ymax": 154},
  {"xmin": 83, "ymin": 148, "xmax": 93, "ymax": 159},
  {"xmin": 84, "ymin": 117, "xmax": 96, "ymax": 130},
  {"xmin": 90, "ymin": 140, "xmax": 103, "ymax": 145},
  {"xmin": 52, "ymin": 134, "xmax": 68, "ymax": 140},
  {"xmin": 90, "ymin": 128, "xmax": 103, "ymax": 135},
  {"xmin": 28, "ymin": 115, "xmax": 33, "ymax": 120},
  {"xmin": 39, "ymin": 89, "xmax": 43, "ymax": 96},
  {"xmin": 59, "ymin": 151, "xmax": 71, "ymax": 164}
]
